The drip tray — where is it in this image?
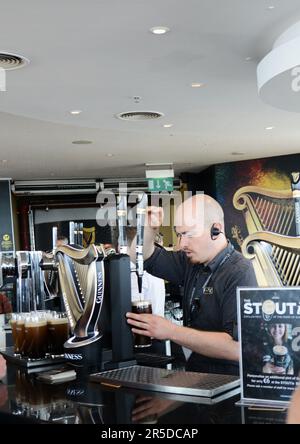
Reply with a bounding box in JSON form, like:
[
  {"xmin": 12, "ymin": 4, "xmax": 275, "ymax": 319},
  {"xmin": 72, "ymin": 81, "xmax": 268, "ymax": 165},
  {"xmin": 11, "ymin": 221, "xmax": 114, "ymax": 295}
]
[
  {"xmin": 0, "ymin": 347, "xmax": 65, "ymax": 369},
  {"xmin": 90, "ymin": 365, "xmax": 240, "ymax": 398}
]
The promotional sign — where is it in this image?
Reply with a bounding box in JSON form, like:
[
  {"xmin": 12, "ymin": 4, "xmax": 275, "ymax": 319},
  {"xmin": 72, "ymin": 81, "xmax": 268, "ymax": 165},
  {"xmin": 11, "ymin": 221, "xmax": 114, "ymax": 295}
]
[
  {"xmin": 0, "ymin": 179, "xmax": 15, "ymax": 252},
  {"xmin": 241, "ymin": 406, "xmax": 286, "ymax": 424},
  {"xmin": 238, "ymin": 287, "xmax": 300, "ymax": 406}
]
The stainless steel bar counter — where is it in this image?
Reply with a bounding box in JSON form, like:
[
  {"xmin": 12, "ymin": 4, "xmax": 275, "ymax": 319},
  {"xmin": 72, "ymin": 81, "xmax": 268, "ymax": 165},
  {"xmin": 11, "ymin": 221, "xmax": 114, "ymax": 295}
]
[{"xmin": 0, "ymin": 359, "xmax": 288, "ymax": 425}]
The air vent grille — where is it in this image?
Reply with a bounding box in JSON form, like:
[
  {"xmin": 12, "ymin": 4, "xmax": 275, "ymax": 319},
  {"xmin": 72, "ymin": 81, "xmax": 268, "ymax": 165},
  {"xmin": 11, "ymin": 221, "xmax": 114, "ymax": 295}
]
[
  {"xmin": 116, "ymin": 111, "xmax": 164, "ymax": 121},
  {"xmin": 12, "ymin": 180, "xmax": 99, "ymax": 196},
  {"xmin": 0, "ymin": 52, "xmax": 29, "ymax": 70}
]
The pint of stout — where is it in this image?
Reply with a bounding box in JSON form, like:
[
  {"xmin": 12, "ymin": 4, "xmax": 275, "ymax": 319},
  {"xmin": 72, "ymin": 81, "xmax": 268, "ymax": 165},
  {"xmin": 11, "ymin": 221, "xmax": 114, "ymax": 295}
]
[
  {"xmin": 24, "ymin": 317, "xmax": 48, "ymax": 360},
  {"xmin": 273, "ymin": 345, "xmax": 288, "ymax": 368},
  {"xmin": 10, "ymin": 315, "xmax": 18, "ymax": 354},
  {"xmin": 15, "ymin": 316, "xmax": 26, "ymax": 356},
  {"xmin": 11, "ymin": 313, "xmax": 30, "ymax": 356},
  {"xmin": 131, "ymin": 300, "xmax": 152, "ymax": 348},
  {"xmin": 47, "ymin": 315, "xmax": 69, "ymax": 356}
]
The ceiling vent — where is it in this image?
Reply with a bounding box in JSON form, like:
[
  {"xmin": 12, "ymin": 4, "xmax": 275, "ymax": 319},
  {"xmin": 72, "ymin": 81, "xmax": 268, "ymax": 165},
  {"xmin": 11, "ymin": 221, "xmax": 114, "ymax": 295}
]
[
  {"xmin": 0, "ymin": 52, "xmax": 29, "ymax": 70},
  {"xmin": 115, "ymin": 111, "xmax": 164, "ymax": 121},
  {"xmin": 12, "ymin": 180, "xmax": 100, "ymax": 196}
]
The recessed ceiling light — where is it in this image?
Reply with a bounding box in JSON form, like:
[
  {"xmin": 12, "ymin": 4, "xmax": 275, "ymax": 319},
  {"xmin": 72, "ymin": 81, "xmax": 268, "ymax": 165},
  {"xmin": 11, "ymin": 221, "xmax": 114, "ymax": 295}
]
[
  {"xmin": 105, "ymin": 153, "xmax": 114, "ymax": 157},
  {"xmin": 265, "ymin": 126, "xmax": 275, "ymax": 130},
  {"xmin": 163, "ymin": 124, "xmax": 173, "ymax": 128},
  {"xmin": 190, "ymin": 82, "xmax": 205, "ymax": 88},
  {"xmin": 70, "ymin": 110, "xmax": 82, "ymax": 115},
  {"xmin": 150, "ymin": 26, "xmax": 170, "ymax": 35},
  {"xmin": 72, "ymin": 140, "xmax": 93, "ymax": 144},
  {"xmin": 245, "ymin": 57, "xmax": 252, "ymax": 61},
  {"xmin": 267, "ymin": 5, "xmax": 275, "ymax": 10},
  {"xmin": 115, "ymin": 111, "xmax": 164, "ymax": 121}
]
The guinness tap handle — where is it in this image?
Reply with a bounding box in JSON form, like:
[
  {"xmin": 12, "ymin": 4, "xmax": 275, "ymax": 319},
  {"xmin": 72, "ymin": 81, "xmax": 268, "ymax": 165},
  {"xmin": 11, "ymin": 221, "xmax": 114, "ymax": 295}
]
[
  {"xmin": 136, "ymin": 193, "xmax": 147, "ymax": 294},
  {"xmin": 291, "ymin": 172, "xmax": 300, "ymax": 237},
  {"xmin": 117, "ymin": 195, "xmax": 128, "ymax": 254}
]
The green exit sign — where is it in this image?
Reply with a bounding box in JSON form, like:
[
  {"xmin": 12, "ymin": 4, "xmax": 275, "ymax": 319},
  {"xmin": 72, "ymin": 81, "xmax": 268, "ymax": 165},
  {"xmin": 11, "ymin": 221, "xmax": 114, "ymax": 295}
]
[{"xmin": 148, "ymin": 177, "xmax": 174, "ymax": 192}]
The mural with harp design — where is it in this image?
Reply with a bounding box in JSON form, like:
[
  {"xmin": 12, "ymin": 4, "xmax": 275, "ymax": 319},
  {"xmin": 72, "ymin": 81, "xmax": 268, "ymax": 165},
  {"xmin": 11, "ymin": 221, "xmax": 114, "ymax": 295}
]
[
  {"xmin": 233, "ymin": 173, "xmax": 300, "ymax": 286},
  {"xmin": 213, "ymin": 154, "xmax": 300, "ymax": 287}
]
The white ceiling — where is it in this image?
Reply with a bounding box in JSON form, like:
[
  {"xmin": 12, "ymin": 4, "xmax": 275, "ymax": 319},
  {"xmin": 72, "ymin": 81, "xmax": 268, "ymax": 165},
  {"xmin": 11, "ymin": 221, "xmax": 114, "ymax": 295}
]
[{"xmin": 1, "ymin": 0, "xmax": 300, "ymax": 180}]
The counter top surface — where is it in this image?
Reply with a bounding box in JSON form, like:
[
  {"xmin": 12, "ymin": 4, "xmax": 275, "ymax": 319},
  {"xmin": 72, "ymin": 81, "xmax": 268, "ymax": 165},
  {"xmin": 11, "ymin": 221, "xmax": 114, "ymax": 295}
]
[{"xmin": 0, "ymin": 357, "xmax": 288, "ymax": 425}]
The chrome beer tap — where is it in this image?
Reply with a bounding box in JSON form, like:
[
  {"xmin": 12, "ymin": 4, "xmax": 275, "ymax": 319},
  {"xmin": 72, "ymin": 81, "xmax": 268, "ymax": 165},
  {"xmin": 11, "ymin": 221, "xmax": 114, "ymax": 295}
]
[
  {"xmin": 117, "ymin": 194, "xmax": 128, "ymax": 255},
  {"xmin": 291, "ymin": 172, "xmax": 300, "ymax": 237},
  {"xmin": 135, "ymin": 192, "xmax": 147, "ymax": 294}
]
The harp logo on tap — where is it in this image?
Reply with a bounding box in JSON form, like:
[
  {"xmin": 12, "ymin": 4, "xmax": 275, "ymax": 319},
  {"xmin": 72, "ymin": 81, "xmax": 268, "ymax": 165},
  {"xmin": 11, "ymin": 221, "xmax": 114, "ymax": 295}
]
[{"xmin": 83, "ymin": 227, "xmax": 96, "ymax": 247}]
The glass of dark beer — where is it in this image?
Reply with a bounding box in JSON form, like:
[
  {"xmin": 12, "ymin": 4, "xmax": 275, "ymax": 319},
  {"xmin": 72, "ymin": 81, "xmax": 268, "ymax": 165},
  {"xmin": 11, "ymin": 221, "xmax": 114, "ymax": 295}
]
[
  {"xmin": 24, "ymin": 315, "xmax": 48, "ymax": 360},
  {"xmin": 10, "ymin": 313, "xmax": 19, "ymax": 354},
  {"xmin": 15, "ymin": 314, "xmax": 28, "ymax": 356},
  {"xmin": 131, "ymin": 300, "xmax": 152, "ymax": 348},
  {"xmin": 47, "ymin": 312, "xmax": 69, "ymax": 357}
]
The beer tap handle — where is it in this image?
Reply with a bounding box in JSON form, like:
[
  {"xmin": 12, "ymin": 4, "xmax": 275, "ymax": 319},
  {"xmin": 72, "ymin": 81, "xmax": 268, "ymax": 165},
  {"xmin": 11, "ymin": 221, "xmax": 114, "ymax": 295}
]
[
  {"xmin": 291, "ymin": 172, "xmax": 300, "ymax": 191},
  {"xmin": 291, "ymin": 172, "xmax": 300, "ymax": 237},
  {"xmin": 136, "ymin": 192, "xmax": 147, "ymax": 294},
  {"xmin": 52, "ymin": 226, "xmax": 58, "ymax": 251},
  {"xmin": 69, "ymin": 221, "xmax": 75, "ymax": 245},
  {"xmin": 117, "ymin": 195, "xmax": 128, "ymax": 255}
]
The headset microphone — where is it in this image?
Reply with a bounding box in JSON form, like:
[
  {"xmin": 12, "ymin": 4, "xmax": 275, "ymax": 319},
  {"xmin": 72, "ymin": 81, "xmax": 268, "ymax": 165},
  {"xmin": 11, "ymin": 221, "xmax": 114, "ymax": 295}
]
[{"xmin": 210, "ymin": 225, "xmax": 222, "ymax": 239}]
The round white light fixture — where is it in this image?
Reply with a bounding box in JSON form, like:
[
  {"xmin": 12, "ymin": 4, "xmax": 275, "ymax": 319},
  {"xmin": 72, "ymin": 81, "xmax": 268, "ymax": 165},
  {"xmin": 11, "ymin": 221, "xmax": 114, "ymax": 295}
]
[
  {"xmin": 105, "ymin": 153, "xmax": 114, "ymax": 157},
  {"xmin": 257, "ymin": 20, "xmax": 300, "ymax": 112},
  {"xmin": 70, "ymin": 110, "xmax": 82, "ymax": 115},
  {"xmin": 190, "ymin": 82, "xmax": 205, "ymax": 88},
  {"xmin": 150, "ymin": 26, "xmax": 170, "ymax": 35},
  {"xmin": 163, "ymin": 124, "xmax": 173, "ymax": 128},
  {"xmin": 265, "ymin": 126, "xmax": 275, "ymax": 130}
]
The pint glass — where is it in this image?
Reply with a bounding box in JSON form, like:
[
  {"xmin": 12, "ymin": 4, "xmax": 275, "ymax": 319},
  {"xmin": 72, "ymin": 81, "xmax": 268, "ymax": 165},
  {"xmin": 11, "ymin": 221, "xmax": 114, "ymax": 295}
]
[{"xmin": 131, "ymin": 300, "xmax": 152, "ymax": 348}]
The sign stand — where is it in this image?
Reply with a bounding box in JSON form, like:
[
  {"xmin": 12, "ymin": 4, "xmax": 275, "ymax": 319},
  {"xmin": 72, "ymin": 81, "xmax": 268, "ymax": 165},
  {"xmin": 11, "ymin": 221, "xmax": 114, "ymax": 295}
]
[{"xmin": 237, "ymin": 287, "xmax": 300, "ymax": 408}]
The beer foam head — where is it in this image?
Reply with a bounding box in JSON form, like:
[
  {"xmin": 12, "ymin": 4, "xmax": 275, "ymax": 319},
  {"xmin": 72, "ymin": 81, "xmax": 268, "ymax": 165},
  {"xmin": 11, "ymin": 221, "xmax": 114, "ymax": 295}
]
[
  {"xmin": 48, "ymin": 317, "xmax": 69, "ymax": 325},
  {"xmin": 132, "ymin": 300, "xmax": 151, "ymax": 308},
  {"xmin": 25, "ymin": 319, "xmax": 47, "ymax": 327},
  {"xmin": 262, "ymin": 300, "xmax": 276, "ymax": 316},
  {"xmin": 273, "ymin": 345, "xmax": 288, "ymax": 356}
]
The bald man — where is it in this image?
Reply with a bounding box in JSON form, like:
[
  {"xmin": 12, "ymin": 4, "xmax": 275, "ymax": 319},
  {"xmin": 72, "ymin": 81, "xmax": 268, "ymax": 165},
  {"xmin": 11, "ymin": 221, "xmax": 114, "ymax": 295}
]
[{"xmin": 126, "ymin": 194, "xmax": 257, "ymax": 375}]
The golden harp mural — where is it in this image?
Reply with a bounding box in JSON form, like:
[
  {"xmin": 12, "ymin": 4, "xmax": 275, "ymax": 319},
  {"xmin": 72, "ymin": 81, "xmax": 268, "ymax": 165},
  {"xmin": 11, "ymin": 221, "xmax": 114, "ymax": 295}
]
[{"xmin": 233, "ymin": 173, "xmax": 300, "ymax": 287}]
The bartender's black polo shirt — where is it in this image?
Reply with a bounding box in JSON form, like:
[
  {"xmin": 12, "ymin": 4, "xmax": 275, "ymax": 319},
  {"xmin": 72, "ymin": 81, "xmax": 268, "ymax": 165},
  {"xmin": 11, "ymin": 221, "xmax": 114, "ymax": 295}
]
[{"xmin": 145, "ymin": 242, "xmax": 257, "ymax": 375}]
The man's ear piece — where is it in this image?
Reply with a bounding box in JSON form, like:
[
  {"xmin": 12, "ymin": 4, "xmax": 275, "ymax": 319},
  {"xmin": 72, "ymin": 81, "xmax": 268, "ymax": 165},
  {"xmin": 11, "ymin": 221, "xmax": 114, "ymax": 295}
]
[{"xmin": 210, "ymin": 225, "xmax": 222, "ymax": 239}]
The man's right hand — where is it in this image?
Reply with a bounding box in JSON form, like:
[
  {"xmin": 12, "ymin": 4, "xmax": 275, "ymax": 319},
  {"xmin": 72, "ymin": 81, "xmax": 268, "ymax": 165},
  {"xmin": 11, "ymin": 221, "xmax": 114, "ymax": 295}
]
[
  {"xmin": 138, "ymin": 206, "xmax": 164, "ymax": 261},
  {"xmin": 146, "ymin": 206, "xmax": 164, "ymax": 229}
]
